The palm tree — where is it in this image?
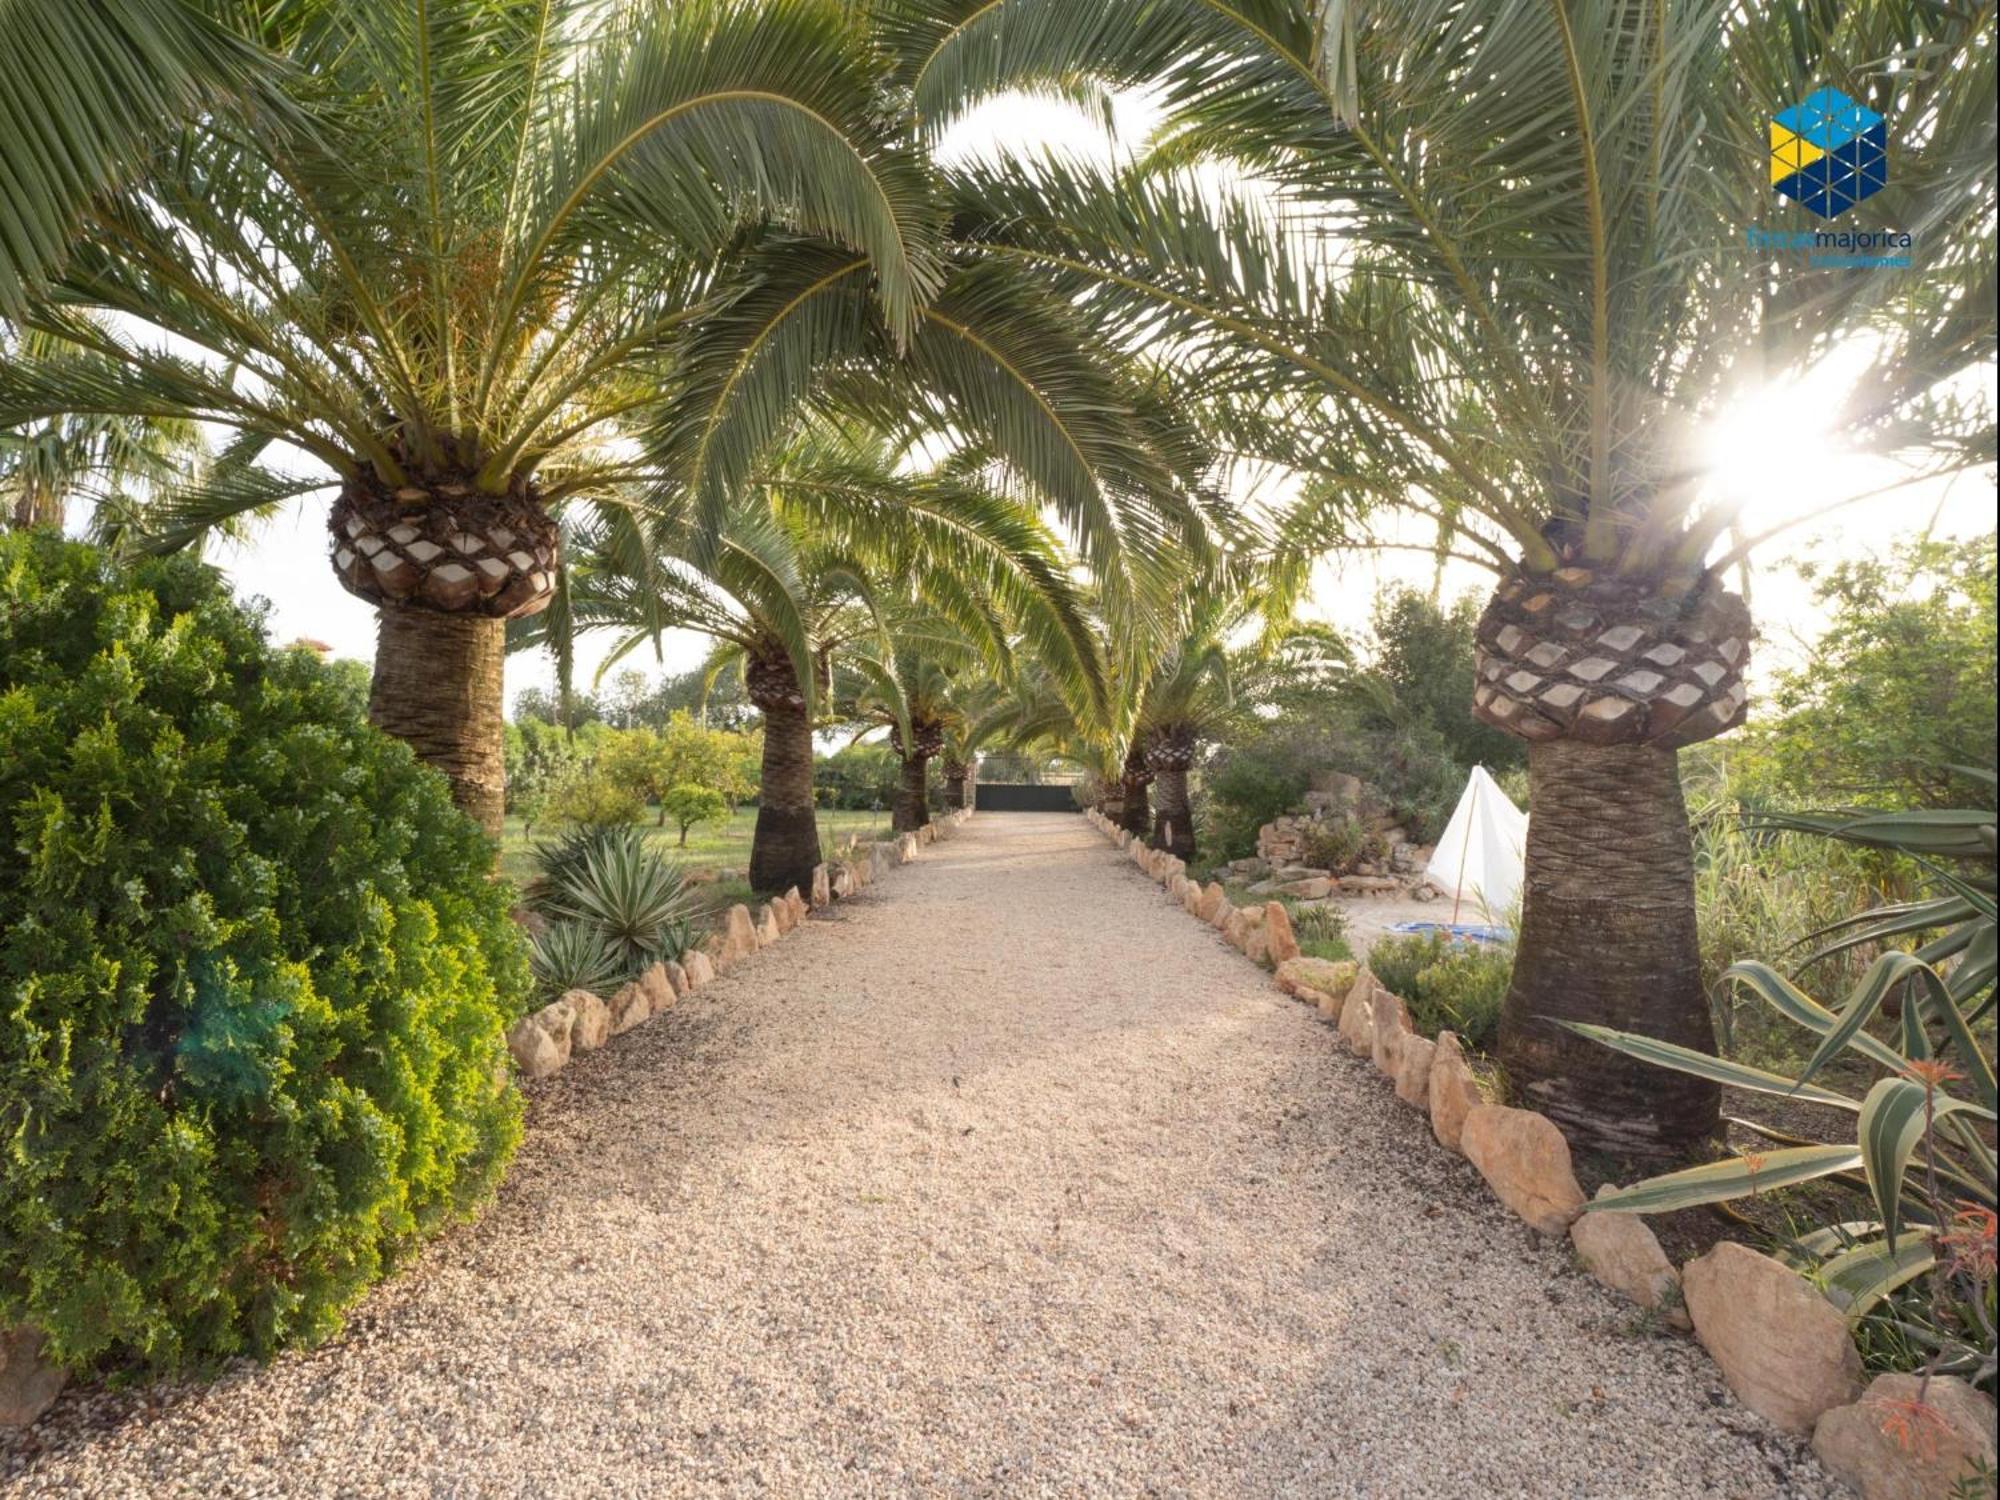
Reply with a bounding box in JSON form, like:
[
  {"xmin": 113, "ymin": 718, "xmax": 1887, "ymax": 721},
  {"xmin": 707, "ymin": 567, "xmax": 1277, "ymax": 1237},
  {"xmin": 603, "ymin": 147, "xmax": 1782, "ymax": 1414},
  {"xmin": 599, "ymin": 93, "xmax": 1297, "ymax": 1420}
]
[
  {"xmin": 886, "ymin": 0, "xmax": 1997, "ymax": 1158},
  {"xmin": 539, "ymin": 425, "xmax": 1103, "ymax": 892},
  {"xmin": 841, "ymin": 629, "xmax": 980, "ymax": 835},
  {"xmin": 2, "ymin": 323, "xmax": 198, "ymax": 533},
  {"xmin": 1131, "ymin": 585, "xmax": 1268, "ymax": 860},
  {"xmin": 0, "ymin": 0, "xmax": 943, "ymax": 835}
]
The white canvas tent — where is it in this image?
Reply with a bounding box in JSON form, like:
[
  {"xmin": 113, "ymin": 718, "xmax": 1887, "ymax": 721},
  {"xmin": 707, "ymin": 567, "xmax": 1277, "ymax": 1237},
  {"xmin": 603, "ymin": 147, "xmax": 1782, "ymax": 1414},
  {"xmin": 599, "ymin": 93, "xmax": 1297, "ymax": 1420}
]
[{"xmin": 1424, "ymin": 766, "xmax": 1527, "ymax": 927}]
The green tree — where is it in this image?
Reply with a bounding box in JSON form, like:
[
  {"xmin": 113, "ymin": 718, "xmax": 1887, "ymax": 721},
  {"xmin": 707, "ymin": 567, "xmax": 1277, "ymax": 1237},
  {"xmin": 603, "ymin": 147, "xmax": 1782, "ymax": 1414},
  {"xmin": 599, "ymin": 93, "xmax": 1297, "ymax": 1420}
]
[
  {"xmin": 890, "ymin": 0, "xmax": 1996, "ymax": 1158},
  {"xmin": 661, "ymin": 784, "xmax": 729, "ymax": 847},
  {"xmin": 514, "ymin": 687, "xmax": 602, "ymax": 732},
  {"xmin": 1367, "ymin": 589, "xmax": 1525, "ymax": 775},
  {"xmin": 1761, "ymin": 536, "xmax": 1997, "ymax": 810}
]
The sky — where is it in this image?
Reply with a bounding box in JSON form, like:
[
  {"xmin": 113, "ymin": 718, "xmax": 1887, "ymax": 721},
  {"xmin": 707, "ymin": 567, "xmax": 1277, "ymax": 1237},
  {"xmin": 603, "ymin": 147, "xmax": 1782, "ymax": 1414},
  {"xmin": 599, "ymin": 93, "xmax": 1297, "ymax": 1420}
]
[{"xmin": 196, "ymin": 89, "xmax": 1998, "ymax": 710}]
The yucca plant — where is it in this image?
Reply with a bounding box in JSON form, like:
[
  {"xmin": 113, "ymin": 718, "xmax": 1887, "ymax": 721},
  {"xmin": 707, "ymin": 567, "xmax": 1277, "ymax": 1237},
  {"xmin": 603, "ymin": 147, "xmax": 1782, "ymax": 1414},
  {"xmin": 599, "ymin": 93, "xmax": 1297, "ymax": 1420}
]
[
  {"xmin": 1573, "ymin": 953, "xmax": 1997, "ymax": 1384},
  {"xmin": 882, "ymin": 0, "xmax": 1997, "ymax": 1156},
  {"xmin": 539, "ymin": 825, "xmax": 699, "ymax": 976},
  {"xmin": 528, "ymin": 922, "xmax": 627, "ymax": 1003}
]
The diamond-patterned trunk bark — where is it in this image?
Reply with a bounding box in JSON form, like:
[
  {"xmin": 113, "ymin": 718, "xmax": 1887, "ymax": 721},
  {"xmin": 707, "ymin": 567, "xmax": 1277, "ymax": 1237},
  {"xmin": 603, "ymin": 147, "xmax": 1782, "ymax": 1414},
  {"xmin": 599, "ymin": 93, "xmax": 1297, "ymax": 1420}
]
[
  {"xmin": 329, "ymin": 474, "xmax": 558, "ymax": 620},
  {"xmin": 1472, "ymin": 569, "xmax": 1750, "ymax": 748},
  {"xmin": 1476, "ymin": 568, "xmax": 1753, "ymax": 1161}
]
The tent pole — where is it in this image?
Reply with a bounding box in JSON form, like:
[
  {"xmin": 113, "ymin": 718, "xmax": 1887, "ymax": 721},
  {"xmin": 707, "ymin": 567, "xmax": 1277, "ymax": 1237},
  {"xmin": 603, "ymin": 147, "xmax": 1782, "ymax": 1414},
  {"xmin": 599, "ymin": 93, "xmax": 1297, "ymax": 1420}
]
[{"xmin": 1450, "ymin": 770, "xmax": 1478, "ymax": 927}]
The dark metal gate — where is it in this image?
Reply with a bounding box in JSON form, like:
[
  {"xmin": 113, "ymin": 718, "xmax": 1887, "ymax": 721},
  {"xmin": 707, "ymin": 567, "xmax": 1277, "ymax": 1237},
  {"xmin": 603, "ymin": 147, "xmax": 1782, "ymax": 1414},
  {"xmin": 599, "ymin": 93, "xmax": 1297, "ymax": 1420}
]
[{"xmin": 971, "ymin": 783, "xmax": 1079, "ymax": 813}]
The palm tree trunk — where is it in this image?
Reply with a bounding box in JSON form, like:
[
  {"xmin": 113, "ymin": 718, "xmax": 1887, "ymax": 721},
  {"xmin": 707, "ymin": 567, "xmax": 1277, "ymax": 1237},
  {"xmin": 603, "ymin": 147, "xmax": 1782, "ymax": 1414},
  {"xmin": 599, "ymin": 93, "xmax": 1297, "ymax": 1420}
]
[
  {"xmin": 942, "ymin": 757, "xmax": 968, "ymax": 810},
  {"xmin": 1150, "ymin": 767, "xmax": 1194, "ymax": 859},
  {"xmin": 368, "ymin": 608, "xmax": 507, "ymax": 838},
  {"xmin": 1143, "ymin": 726, "xmax": 1196, "ymax": 858},
  {"xmin": 892, "ymin": 752, "xmax": 932, "ymax": 832},
  {"xmin": 1474, "ymin": 567, "xmax": 1752, "ymax": 1162},
  {"xmin": 1117, "ymin": 743, "xmax": 1151, "ymax": 837},
  {"xmin": 1499, "ymin": 740, "xmax": 1718, "ymax": 1161},
  {"xmin": 747, "ymin": 651, "xmax": 819, "ymax": 896}
]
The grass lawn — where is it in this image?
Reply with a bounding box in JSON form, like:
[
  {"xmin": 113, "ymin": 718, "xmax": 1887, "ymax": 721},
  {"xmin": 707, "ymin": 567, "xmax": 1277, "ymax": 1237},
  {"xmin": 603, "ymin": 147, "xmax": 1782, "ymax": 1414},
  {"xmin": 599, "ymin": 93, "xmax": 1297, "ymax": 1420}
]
[{"xmin": 497, "ymin": 806, "xmax": 896, "ymax": 889}]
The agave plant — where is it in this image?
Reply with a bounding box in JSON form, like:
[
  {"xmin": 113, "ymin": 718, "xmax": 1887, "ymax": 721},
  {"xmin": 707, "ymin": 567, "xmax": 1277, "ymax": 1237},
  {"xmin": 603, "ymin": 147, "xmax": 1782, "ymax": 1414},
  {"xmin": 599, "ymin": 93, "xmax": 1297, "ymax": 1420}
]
[
  {"xmin": 1768, "ymin": 773, "xmax": 1998, "ymax": 1024},
  {"xmin": 1573, "ymin": 953, "xmax": 1997, "ymax": 1383},
  {"xmin": 528, "ymin": 922, "xmax": 627, "ymax": 1003},
  {"xmin": 538, "ymin": 825, "xmax": 698, "ymax": 975}
]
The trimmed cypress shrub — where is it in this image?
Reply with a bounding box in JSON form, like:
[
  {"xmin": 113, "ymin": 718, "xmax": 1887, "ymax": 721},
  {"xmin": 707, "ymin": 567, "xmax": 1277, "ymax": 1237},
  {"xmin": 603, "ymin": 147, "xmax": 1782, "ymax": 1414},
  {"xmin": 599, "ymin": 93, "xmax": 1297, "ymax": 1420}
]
[{"xmin": 0, "ymin": 535, "xmax": 527, "ymax": 1374}]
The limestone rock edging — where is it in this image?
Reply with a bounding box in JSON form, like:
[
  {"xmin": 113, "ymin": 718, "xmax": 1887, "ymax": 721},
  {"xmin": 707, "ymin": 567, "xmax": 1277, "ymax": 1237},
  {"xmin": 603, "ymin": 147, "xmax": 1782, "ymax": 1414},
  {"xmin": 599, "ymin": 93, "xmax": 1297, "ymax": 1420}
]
[{"xmin": 1682, "ymin": 1241, "xmax": 1864, "ymax": 1433}]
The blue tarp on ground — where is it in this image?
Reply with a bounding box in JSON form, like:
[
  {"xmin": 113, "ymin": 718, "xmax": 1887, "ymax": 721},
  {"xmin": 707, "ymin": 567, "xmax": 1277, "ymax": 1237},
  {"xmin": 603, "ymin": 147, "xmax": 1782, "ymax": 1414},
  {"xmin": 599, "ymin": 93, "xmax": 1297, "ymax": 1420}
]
[{"xmin": 1386, "ymin": 920, "xmax": 1511, "ymax": 946}]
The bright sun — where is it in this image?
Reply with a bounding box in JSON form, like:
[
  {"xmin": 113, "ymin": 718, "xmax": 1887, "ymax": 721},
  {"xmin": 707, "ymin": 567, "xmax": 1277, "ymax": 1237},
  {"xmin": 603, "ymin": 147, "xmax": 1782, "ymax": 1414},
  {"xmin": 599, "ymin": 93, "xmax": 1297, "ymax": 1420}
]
[{"xmin": 1692, "ymin": 349, "xmax": 1870, "ymax": 562}]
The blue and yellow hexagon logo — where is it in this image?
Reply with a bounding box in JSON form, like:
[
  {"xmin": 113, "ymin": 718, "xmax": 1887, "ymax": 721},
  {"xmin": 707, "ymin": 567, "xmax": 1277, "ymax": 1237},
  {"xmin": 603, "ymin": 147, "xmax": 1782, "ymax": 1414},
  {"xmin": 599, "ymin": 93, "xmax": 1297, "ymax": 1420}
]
[{"xmin": 1771, "ymin": 87, "xmax": 1886, "ymax": 219}]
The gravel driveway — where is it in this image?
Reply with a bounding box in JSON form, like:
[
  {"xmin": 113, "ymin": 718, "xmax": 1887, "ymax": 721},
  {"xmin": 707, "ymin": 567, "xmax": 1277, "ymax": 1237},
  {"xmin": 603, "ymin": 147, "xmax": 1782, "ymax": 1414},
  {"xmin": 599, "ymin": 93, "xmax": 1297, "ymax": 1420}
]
[{"xmin": 3, "ymin": 813, "xmax": 1838, "ymax": 1499}]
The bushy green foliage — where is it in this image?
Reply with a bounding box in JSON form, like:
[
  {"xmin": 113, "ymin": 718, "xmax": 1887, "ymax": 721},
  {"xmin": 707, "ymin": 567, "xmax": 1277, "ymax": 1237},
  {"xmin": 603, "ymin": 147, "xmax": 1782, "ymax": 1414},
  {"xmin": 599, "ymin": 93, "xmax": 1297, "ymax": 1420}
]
[
  {"xmin": 816, "ymin": 743, "xmax": 899, "ymax": 810},
  {"xmin": 1368, "ymin": 587, "xmax": 1526, "ymax": 775},
  {"xmin": 1199, "ymin": 739, "xmax": 1314, "ymax": 860},
  {"xmin": 1408, "ymin": 947, "xmax": 1510, "ymax": 1050},
  {"xmin": 594, "ymin": 714, "xmax": 759, "ymax": 821},
  {"xmin": 545, "ymin": 764, "xmax": 645, "ymax": 828},
  {"xmin": 1760, "ymin": 537, "xmax": 1996, "ymax": 810},
  {"xmin": 1298, "ymin": 819, "xmax": 1392, "ymax": 874},
  {"xmin": 1369, "ymin": 930, "xmax": 1511, "ymax": 1050},
  {"xmin": 0, "ymin": 535, "xmax": 527, "ymax": 1375},
  {"xmin": 1368, "ymin": 930, "xmax": 1455, "ymax": 1003}
]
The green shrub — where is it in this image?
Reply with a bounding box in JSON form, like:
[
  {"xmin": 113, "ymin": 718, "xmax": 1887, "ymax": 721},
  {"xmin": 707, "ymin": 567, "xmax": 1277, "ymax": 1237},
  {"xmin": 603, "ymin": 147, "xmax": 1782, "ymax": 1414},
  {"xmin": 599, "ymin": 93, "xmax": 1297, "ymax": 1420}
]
[
  {"xmin": 661, "ymin": 782, "xmax": 727, "ymax": 845},
  {"xmin": 1367, "ymin": 929, "xmax": 1454, "ymax": 1000},
  {"xmin": 1409, "ymin": 947, "xmax": 1510, "ymax": 1050},
  {"xmin": 0, "ymin": 535, "xmax": 527, "ymax": 1376},
  {"xmin": 1368, "ymin": 930, "xmax": 1511, "ymax": 1050},
  {"xmin": 1298, "ymin": 819, "xmax": 1362, "ymax": 871},
  {"xmin": 545, "ymin": 764, "xmax": 645, "ymax": 828},
  {"xmin": 1197, "ymin": 740, "xmax": 1314, "ymax": 861}
]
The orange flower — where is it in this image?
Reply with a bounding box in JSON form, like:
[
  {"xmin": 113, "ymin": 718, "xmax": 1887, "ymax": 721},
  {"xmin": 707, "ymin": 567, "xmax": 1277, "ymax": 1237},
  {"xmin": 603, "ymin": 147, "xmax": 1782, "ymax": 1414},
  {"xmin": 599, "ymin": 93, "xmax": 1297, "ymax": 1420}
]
[
  {"xmin": 1939, "ymin": 1202, "xmax": 1998, "ymax": 1282},
  {"xmin": 1874, "ymin": 1393, "xmax": 1954, "ymax": 1460},
  {"xmin": 1902, "ymin": 1058, "xmax": 1966, "ymax": 1090}
]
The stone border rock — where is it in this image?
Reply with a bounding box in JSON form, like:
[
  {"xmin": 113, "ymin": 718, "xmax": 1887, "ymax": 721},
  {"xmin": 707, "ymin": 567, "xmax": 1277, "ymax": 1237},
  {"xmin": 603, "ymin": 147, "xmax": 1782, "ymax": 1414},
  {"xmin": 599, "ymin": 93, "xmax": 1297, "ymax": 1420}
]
[
  {"xmin": 502, "ymin": 809, "xmax": 977, "ymax": 1089},
  {"xmin": 1081, "ymin": 806, "xmax": 1972, "ymax": 1497}
]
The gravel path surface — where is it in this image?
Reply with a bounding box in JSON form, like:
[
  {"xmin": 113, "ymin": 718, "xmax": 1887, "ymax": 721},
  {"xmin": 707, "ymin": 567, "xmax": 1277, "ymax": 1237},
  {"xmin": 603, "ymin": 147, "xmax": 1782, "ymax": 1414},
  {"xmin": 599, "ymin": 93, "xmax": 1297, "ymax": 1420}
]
[{"xmin": 3, "ymin": 813, "xmax": 1838, "ymax": 1499}]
